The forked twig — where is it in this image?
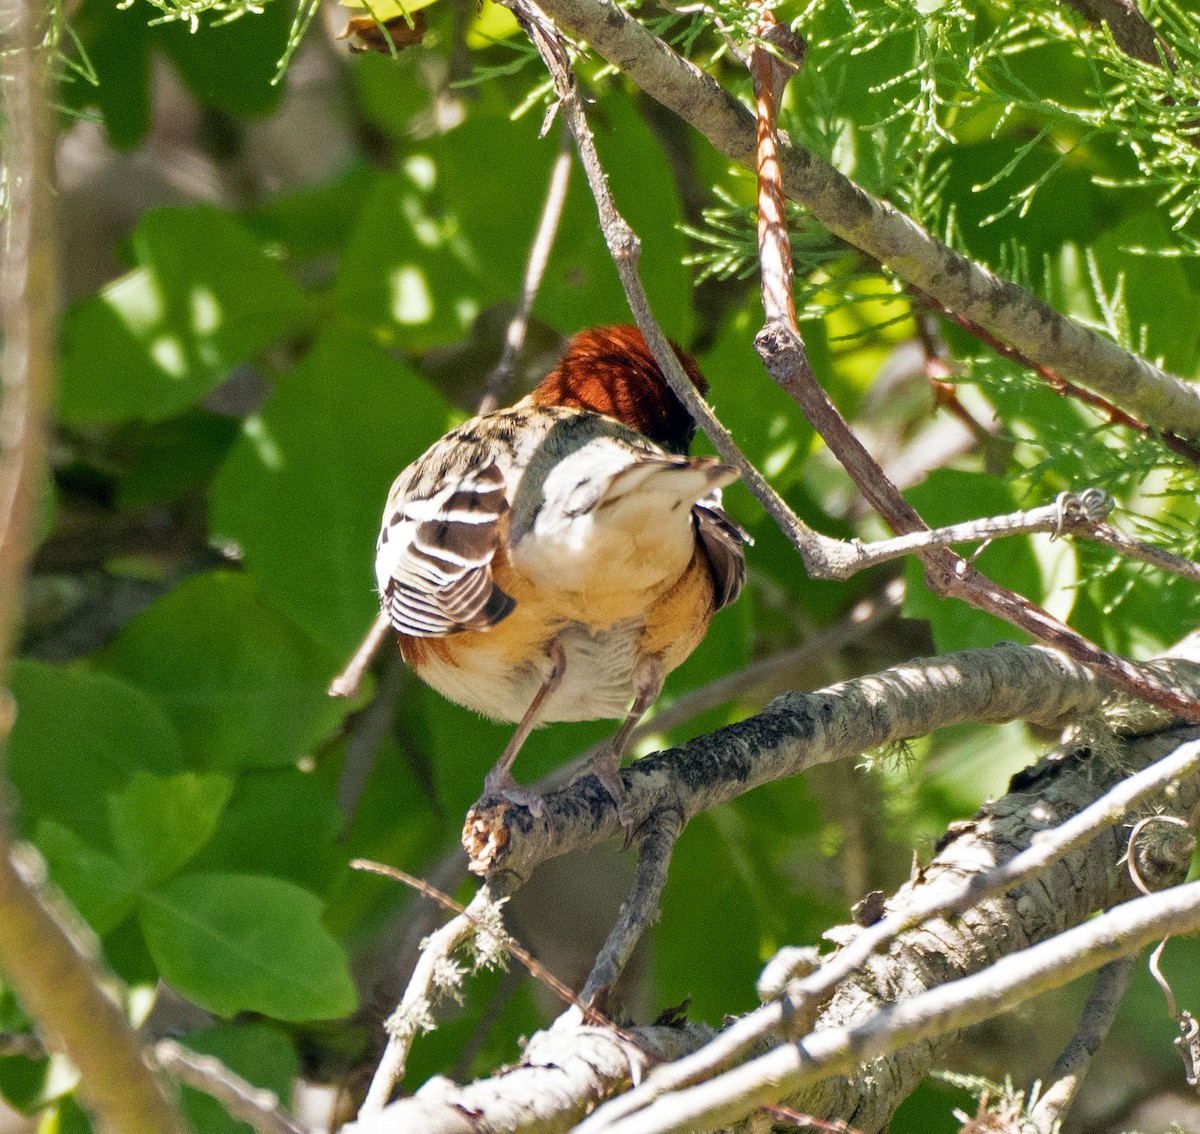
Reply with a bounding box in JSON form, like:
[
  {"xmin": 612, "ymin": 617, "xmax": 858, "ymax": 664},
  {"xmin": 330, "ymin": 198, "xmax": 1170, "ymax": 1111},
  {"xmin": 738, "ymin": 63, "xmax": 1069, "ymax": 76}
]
[{"xmin": 352, "ymin": 859, "xmax": 632, "ymax": 1115}]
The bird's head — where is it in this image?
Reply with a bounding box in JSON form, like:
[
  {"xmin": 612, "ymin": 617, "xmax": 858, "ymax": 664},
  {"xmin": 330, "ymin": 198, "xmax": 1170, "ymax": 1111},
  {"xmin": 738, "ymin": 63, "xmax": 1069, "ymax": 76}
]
[{"xmin": 527, "ymin": 325, "xmax": 708, "ymax": 455}]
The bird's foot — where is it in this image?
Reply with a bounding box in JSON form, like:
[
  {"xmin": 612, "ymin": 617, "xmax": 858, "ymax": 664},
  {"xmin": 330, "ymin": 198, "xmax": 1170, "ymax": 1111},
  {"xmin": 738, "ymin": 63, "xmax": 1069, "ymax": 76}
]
[
  {"xmin": 481, "ymin": 767, "xmax": 545, "ymax": 817},
  {"xmin": 584, "ymin": 751, "xmax": 636, "ymax": 847}
]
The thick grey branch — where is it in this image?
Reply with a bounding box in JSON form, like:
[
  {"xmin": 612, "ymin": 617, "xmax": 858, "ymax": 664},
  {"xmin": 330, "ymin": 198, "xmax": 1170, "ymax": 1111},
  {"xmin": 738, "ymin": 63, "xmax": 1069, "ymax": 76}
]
[
  {"xmin": 464, "ymin": 643, "xmax": 1112, "ymax": 879},
  {"xmin": 346, "ymin": 1014, "xmax": 713, "ymax": 1134}
]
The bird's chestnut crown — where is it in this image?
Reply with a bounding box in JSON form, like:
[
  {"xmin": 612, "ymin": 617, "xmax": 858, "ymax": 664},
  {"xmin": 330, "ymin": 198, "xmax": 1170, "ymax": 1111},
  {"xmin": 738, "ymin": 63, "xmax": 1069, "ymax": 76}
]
[{"xmin": 528, "ymin": 325, "xmax": 707, "ymax": 455}]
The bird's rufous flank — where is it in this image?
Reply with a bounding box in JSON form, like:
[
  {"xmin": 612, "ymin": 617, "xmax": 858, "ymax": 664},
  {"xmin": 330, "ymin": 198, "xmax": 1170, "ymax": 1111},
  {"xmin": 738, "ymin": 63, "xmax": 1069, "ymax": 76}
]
[{"xmin": 375, "ymin": 324, "xmax": 748, "ymax": 826}]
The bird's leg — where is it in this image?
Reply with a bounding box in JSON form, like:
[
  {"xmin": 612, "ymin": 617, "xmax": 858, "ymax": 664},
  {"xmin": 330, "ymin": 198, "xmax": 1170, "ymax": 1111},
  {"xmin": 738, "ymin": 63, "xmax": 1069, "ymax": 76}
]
[
  {"xmin": 482, "ymin": 640, "xmax": 567, "ymax": 816},
  {"xmin": 586, "ymin": 653, "xmax": 665, "ymax": 833}
]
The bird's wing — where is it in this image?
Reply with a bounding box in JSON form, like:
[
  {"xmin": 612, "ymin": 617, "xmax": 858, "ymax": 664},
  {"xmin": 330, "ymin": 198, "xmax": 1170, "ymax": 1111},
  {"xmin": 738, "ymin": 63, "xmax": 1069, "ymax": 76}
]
[
  {"xmin": 376, "ymin": 454, "xmax": 515, "ymax": 637},
  {"xmin": 693, "ymin": 491, "xmax": 750, "ymax": 611}
]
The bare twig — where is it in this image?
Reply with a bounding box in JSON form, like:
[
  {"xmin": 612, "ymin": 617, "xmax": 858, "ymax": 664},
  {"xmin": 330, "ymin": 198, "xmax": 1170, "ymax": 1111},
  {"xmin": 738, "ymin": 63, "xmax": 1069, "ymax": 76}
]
[
  {"xmin": 912, "ymin": 287, "xmax": 1200, "ymax": 465},
  {"xmin": 352, "ymin": 862, "xmax": 637, "ymax": 1117},
  {"xmin": 328, "ymin": 611, "xmax": 390, "ymax": 699},
  {"xmin": 155, "ymin": 1039, "xmax": 306, "ymax": 1134},
  {"xmin": 1026, "ymin": 955, "xmax": 1137, "ymax": 1133},
  {"xmin": 1059, "ymin": 0, "xmax": 1176, "ymax": 69},
  {"xmin": 579, "ymin": 808, "xmax": 683, "ymax": 1005},
  {"xmin": 356, "ymin": 879, "xmax": 515, "ymax": 1116},
  {"xmin": 477, "ymin": 127, "xmax": 573, "ymax": 414}
]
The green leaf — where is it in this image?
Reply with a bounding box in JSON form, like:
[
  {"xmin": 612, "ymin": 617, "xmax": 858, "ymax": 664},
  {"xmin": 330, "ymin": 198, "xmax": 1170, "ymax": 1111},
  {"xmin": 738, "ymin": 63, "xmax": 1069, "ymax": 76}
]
[
  {"xmin": 6, "ymin": 661, "xmax": 183, "ymax": 847},
  {"xmin": 192, "ymin": 768, "xmax": 343, "ymax": 890},
  {"xmin": 60, "ymin": 206, "xmax": 311, "ymax": 425},
  {"xmin": 59, "ymin": 0, "xmax": 152, "ymax": 147},
  {"xmin": 176, "ymin": 1023, "xmax": 298, "ymax": 1134},
  {"xmin": 156, "ymin": 2, "xmax": 292, "ymax": 119},
  {"xmin": 139, "ymin": 872, "xmax": 357, "ymax": 1020},
  {"xmin": 33, "ymin": 821, "xmax": 140, "ymax": 937},
  {"xmin": 99, "ymin": 572, "xmax": 343, "ymax": 771},
  {"xmin": 334, "ymin": 95, "xmax": 692, "ymax": 347},
  {"xmin": 210, "ymin": 326, "xmax": 454, "ymax": 655},
  {"xmin": 248, "ymin": 162, "xmax": 383, "ymax": 259},
  {"xmin": 107, "ymin": 771, "xmax": 234, "ymax": 886}
]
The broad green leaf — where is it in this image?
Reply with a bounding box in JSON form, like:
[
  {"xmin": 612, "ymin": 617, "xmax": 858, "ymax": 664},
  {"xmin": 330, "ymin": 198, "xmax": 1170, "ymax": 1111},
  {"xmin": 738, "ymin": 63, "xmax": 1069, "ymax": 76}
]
[
  {"xmin": 139, "ymin": 872, "xmax": 357, "ymax": 1021},
  {"xmin": 210, "ymin": 326, "xmax": 454, "ymax": 656},
  {"xmin": 99, "ymin": 572, "xmax": 343, "ymax": 771},
  {"xmin": 334, "ymin": 95, "xmax": 692, "ymax": 348},
  {"xmin": 192, "ymin": 768, "xmax": 343, "ymax": 890},
  {"xmin": 176, "ymin": 1023, "xmax": 298, "ymax": 1134},
  {"xmin": 107, "ymin": 771, "xmax": 234, "ymax": 886},
  {"xmin": 156, "ymin": 2, "xmax": 292, "ymax": 118},
  {"xmin": 33, "ymin": 822, "xmax": 139, "ymax": 937},
  {"xmin": 60, "ymin": 206, "xmax": 310, "ymax": 424},
  {"xmin": 6, "ymin": 661, "xmax": 183, "ymax": 847},
  {"xmin": 116, "ymin": 411, "xmax": 242, "ymax": 511},
  {"xmin": 59, "ymin": 0, "xmax": 152, "ymax": 147},
  {"xmin": 248, "ymin": 162, "xmax": 383, "ymax": 259}
]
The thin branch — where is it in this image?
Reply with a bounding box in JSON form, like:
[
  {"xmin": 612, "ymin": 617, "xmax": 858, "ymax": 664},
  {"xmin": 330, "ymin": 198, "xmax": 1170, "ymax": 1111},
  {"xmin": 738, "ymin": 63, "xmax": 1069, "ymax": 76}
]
[
  {"xmin": 0, "ymin": 0, "xmax": 55, "ymax": 673},
  {"xmin": 1059, "ymin": 0, "xmax": 1176, "ymax": 69},
  {"xmin": 1025, "ymin": 955, "xmax": 1137, "ymax": 1134},
  {"xmin": 741, "ymin": 17, "xmax": 1200, "ymax": 725},
  {"xmin": 345, "ymin": 1011, "xmax": 714, "ymax": 1134},
  {"xmin": 356, "ymin": 879, "xmax": 515, "ymax": 1117},
  {"xmin": 477, "ymin": 126, "xmax": 573, "ymax": 414},
  {"xmin": 579, "ymin": 807, "xmax": 683, "ymax": 1005},
  {"xmin": 528, "ymin": 0, "xmax": 1200, "ymax": 441},
  {"xmin": 912, "ymin": 287, "xmax": 1200, "ymax": 465},
  {"xmin": 328, "ymin": 611, "xmax": 390, "ymax": 699},
  {"xmin": 0, "ymin": 851, "xmax": 188, "ymax": 1134},
  {"xmin": 154, "ymin": 1040, "xmax": 306, "ymax": 1134}
]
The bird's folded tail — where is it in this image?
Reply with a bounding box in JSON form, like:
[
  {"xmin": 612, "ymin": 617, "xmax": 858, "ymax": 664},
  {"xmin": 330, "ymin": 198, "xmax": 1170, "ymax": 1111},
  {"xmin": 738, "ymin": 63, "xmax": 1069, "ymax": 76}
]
[{"xmin": 591, "ymin": 455, "xmax": 738, "ymax": 526}]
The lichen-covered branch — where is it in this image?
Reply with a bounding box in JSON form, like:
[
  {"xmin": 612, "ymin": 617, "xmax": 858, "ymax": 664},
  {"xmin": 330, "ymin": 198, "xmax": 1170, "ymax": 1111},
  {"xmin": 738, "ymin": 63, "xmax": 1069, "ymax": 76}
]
[
  {"xmin": 345, "ymin": 1014, "xmax": 713, "ymax": 1134},
  {"xmin": 463, "ymin": 643, "xmax": 1112, "ymax": 879},
  {"xmin": 347, "ymin": 679, "xmax": 1200, "ymax": 1134}
]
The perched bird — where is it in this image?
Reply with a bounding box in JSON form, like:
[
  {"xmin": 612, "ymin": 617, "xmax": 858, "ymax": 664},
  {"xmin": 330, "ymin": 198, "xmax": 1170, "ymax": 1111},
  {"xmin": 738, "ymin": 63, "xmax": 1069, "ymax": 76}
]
[{"xmin": 375, "ymin": 325, "xmax": 747, "ymax": 822}]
